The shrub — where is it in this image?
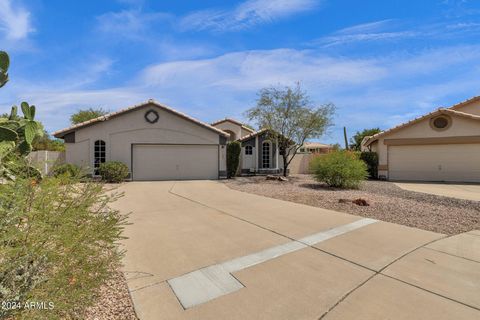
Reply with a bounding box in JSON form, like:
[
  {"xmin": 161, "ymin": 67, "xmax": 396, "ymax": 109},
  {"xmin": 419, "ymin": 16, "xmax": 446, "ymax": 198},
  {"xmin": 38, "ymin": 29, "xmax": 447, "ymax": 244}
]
[
  {"xmin": 226, "ymin": 141, "xmax": 241, "ymax": 178},
  {"xmin": 360, "ymin": 151, "xmax": 378, "ymax": 179},
  {"xmin": 310, "ymin": 150, "xmax": 368, "ymax": 189},
  {"xmin": 98, "ymin": 161, "xmax": 129, "ymax": 183},
  {"xmin": 0, "ymin": 175, "xmax": 127, "ymax": 319},
  {"xmin": 51, "ymin": 163, "xmax": 82, "ymax": 178}
]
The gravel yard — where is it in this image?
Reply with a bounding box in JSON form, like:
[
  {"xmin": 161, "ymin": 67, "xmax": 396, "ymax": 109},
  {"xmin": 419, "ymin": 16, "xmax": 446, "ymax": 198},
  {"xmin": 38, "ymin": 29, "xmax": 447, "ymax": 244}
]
[
  {"xmin": 84, "ymin": 269, "xmax": 137, "ymax": 320},
  {"xmin": 224, "ymin": 175, "xmax": 480, "ymax": 235}
]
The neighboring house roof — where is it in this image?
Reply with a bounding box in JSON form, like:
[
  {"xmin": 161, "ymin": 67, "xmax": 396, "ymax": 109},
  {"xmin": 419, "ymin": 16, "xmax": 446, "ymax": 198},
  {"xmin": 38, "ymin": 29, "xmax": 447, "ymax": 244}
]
[
  {"xmin": 53, "ymin": 99, "xmax": 230, "ymax": 138},
  {"xmin": 211, "ymin": 118, "xmax": 255, "ymax": 133},
  {"xmin": 302, "ymin": 142, "xmax": 332, "ymax": 148},
  {"xmin": 363, "ymin": 107, "xmax": 480, "ymax": 147}
]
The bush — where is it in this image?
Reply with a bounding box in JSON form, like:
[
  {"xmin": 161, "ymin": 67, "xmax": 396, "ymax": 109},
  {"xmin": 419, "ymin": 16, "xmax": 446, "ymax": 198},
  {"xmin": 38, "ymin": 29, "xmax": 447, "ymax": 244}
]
[
  {"xmin": 0, "ymin": 175, "xmax": 127, "ymax": 319},
  {"xmin": 226, "ymin": 141, "xmax": 241, "ymax": 178},
  {"xmin": 98, "ymin": 161, "xmax": 129, "ymax": 183},
  {"xmin": 51, "ymin": 163, "xmax": 82, "ymax": 178},
  {"xmin": 310, "ymin": 150, "xmax": 368, "ymax": 189},
  {"xmin": 360, "ymin": 151, "xmax": 378, "ymax": 179}
]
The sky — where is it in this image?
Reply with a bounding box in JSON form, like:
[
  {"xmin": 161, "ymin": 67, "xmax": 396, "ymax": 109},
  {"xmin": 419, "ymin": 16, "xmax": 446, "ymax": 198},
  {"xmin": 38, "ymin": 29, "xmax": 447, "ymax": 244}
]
[{"xmin": 1, "ymin": 0, "xmax": 480, "ymax": 144}]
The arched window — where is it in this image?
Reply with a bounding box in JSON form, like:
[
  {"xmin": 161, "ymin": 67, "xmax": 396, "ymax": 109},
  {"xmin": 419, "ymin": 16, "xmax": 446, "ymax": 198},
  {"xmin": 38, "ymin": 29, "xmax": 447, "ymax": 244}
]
[
  {"xmin": 94, "ymin": 140, "xmax": 106, "ymax": 175},
  {"xmin": 262, "ymin": 141, "xmax": 270, "ymax": 168},
  {"xmin": 245, "ymin": 145, "xmax": 253, "ymax": 155}
]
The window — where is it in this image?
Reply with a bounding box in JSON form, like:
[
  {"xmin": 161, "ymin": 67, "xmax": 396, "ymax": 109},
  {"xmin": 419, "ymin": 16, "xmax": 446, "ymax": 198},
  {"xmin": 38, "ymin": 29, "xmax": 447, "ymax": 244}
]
[
  {"xmin": 430, "ymin": 115, "xmax": 451, "ymax": 131},
  {"xmin": 262, "ymin": 142, "xmax": 270, "ymax": 168},
  {"xmin": 245, "ymin": 145, "xmax": 253, "ymax": 155},
  {"xmin": 94, "ymin": 140, "xmax": 106, "ymax": 175}
]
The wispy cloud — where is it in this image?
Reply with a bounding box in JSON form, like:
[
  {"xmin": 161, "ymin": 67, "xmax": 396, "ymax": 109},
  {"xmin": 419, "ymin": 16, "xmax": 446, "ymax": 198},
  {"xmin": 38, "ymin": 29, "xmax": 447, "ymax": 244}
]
[
  {"xmin": 180, "ymin": 0, "xmax": 319, "ymax": 32},
  {"xmin": 96, "ymin": 9, "xmax": 172, "ymax": 40},
  {"xmin": 0, "ymin": 0, "xmax": 34, "ymax": 40},
  {"xmin": 316, "ymin": 19, "xmax": 418, "ymax": 47}
]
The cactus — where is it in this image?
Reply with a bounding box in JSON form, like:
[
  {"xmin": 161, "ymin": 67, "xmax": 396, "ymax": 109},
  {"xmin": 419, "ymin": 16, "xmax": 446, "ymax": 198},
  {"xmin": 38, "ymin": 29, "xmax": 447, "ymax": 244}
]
[
  {"xmin": 343, "ymin": 126, "xmax": 349, "ymax": 150},
  {"xmin": 0, "ymin": 51, "xmax": 9, "ymax": 88}
]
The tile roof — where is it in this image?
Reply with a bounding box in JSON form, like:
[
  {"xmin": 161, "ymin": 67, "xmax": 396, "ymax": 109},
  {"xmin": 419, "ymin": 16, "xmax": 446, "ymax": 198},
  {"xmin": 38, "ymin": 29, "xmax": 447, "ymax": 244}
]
[
  {"xmin": 53, "ymin": 99, "xmax": 230, "ymax": 138},
  {"xmin": 210, "ymin": 118, "xmax": 255, "ymax": 133},
  {"xmin": 237, "ymin": 128, "xmax": 268, "ymax": 142},
  {"xmin": 363, "ymin": 107, "xmax": 480, "ymax": 146}
]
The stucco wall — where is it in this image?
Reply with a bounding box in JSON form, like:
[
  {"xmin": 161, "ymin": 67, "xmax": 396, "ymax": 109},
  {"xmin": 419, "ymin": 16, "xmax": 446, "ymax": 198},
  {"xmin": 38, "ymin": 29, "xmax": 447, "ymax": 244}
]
[
  {"xmin": 375, "ymin": 115, "xmax": 480, "ymax": 179},
  {"xmin": 65, "ymin": 103, "xmax": 225, "ymax": 175},
  {"xmin": 212, "ymin": 121, "xmax": 242, "ymax": 140}
]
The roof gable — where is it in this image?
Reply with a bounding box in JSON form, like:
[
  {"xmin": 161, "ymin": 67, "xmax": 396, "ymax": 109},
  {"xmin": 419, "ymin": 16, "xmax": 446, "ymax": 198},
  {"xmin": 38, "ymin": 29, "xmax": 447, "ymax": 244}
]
[
  {"xmin": 211, "ymin": 118, "xmax": 255, "ymax": 133},
  {"xmin": 53, "ymin": 100, "xmax": 229, "ymax": 138},
  {"xmin": 364, "ymin": 108, "xmax": 480, "ymax": 146}
]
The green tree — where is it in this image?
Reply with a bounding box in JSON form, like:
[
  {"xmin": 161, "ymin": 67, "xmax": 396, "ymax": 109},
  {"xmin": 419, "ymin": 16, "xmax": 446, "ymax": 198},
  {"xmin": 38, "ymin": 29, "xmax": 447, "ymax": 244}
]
[
  {"xmin": 246, "ymin": 83, "xmax": 335, "ymax": 177},
  {"xmin": 350, "ymin": 128, "xmax": 382, "ymax": 151},
  {"xmin": 70, "ymin": 108, "xmax": 109, "ymax": 124},
  {"xmin": 32, "ymin": 131, "xmax": 65, "ymax": 151}
]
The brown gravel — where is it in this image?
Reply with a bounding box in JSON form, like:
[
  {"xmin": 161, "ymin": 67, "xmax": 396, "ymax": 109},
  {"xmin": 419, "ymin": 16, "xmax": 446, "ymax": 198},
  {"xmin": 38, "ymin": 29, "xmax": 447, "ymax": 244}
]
[
  {"xmin": 84, "ymin": 268, "xmax": 137, "ymax": 320},
  {"xmin": 224, "ymin": 175, "xmax": 480, "ymax": 235}
]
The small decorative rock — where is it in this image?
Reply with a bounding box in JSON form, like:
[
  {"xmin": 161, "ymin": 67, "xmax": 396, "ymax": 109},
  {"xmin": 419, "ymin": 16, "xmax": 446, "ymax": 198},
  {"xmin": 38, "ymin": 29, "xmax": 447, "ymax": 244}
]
[
  {"xmin": 352, "ymin": 198, "xmax": 370, "ymax": 206},
  {"xmin": 338, "ymin": 199, "xmax": 351, "ymax": 204},
  {"xmin": 266, "ymin": 175, "xmax": 288, "ymax": 182}
]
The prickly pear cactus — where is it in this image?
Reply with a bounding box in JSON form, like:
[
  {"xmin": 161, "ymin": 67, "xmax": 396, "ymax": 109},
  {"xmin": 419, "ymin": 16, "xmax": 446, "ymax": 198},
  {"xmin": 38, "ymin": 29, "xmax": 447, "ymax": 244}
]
[{"xmin": 0, "ymin": 51, "xmax": 9, "ymax": 88}]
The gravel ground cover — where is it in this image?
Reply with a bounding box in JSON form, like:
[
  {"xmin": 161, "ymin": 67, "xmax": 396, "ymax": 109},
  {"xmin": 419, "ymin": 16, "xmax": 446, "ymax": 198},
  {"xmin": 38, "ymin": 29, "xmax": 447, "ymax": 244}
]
[
  {"xmin": 224, "ymin": 175, "xmax": 480, "ymax": 235},
  {"xmin": 84, "ymin": 269, "xmax": 137, "ymax": 320}
]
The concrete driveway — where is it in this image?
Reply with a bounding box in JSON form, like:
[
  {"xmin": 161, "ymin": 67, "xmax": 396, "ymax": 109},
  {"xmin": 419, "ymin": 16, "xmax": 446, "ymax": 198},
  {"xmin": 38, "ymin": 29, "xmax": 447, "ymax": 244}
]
[
  {"xmin": 395, "ymin": 182, "xmax": 480, "ymax": 201},
  {"xmin": 111, "ymin": 181, "xmax": 480, "ymax": 320}
]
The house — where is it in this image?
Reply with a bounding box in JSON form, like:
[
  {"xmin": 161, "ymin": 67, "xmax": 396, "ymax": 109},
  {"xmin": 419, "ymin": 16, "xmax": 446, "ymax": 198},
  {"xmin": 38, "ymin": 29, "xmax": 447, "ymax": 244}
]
[
  {"xmin": 53, "ymin": 100, "xmax": 229, "ymax": 180},
  {"xmin": 298, "ymin": 142, "xmax": 333, "ymax": 154},
  {"xmin": 361, "ymin": 96, "xmax": 480, "ymax": 182},
  {"xmin": 210, "ymin": 119, "xmax": 285, "ymax": 174}
]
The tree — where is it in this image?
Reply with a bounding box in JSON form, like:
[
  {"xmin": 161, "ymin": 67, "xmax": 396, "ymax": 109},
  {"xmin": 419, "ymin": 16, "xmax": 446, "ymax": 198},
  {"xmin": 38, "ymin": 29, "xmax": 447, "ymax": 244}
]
[
  {"xmin": 350, "ymin": 128, "xmax": 381, "ymax": 151},
  {"xmin": 70, "ymin": 108, "xmax": 109, "ymax": 124},
  {"xmin": 32, "ymin": 131, "xmax": 65, "ymax": 151},
  {"xmin": 246, "ymin": 83, "xmax": 335, "ymax": 177}
]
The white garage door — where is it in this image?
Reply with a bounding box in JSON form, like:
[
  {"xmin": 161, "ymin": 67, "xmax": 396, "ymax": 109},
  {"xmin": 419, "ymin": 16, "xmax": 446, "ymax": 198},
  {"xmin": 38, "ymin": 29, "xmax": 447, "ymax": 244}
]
[
  {"xmin": 389, "ymin": 144, "xmax": 480, "ymax": 182},
  {"xmin": 132, "ymin": 145, "xmax": 218, "ymax": 181}
]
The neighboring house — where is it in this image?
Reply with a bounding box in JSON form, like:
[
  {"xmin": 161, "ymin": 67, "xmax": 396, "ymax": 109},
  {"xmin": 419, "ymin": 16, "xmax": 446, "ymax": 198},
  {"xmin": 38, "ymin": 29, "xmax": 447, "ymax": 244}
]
[
  {"xmin": 210, "ymin": 120, "xmax": 284, "ymax": 174},
  {"xmin": 298, "ymin": 142, "xmax": 333, "ymax": 154},
  {"xmin": 53, "ymin": 100, "xmax": 229, "ymax": 180},
  {"xmin": 361, "ymin": 96, "xmax": 480, "ymax": 182}
]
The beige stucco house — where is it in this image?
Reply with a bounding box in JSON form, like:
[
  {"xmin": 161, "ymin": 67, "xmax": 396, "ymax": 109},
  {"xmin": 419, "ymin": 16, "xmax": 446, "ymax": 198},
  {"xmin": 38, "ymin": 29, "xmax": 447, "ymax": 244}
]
[
  {"xmin": 53, "ymin": 101, "xmax": 289, "ymax": 180},
  {"xmin": 361, "ymin": 96, "xmax": 480, "ymax": 182},
  {"xmin": 53, "ymin": 100, "xmax": 229, "ymax": 180}
]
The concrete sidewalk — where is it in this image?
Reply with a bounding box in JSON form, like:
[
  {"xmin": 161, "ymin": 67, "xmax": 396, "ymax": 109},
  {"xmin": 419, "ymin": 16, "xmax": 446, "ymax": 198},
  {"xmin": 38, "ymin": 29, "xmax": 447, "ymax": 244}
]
[{"xmin": 112, "ymin": 181, "xmax": 480, "ymax": 320}]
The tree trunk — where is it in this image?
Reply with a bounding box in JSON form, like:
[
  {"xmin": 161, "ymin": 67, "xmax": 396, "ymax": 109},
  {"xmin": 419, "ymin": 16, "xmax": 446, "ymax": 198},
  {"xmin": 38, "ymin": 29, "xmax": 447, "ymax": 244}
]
[{"xmin": 283, "ymin": 155, "xmax": 289, "ymax": 177}]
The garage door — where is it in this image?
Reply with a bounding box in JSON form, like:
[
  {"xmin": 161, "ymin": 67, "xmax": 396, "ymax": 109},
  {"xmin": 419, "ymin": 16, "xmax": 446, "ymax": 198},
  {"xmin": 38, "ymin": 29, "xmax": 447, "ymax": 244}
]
[
  {"xmin": 132, "ymin": 145, "xmax": 218, "ymax": 181},
  {"xmin": 389, "ymin": 144, "xmax": 480, "ymax": 182}
]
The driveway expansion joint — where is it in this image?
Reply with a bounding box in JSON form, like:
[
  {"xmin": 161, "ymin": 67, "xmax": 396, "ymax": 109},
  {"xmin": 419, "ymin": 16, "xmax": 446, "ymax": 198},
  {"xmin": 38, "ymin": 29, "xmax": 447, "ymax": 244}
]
[{"xmin": 167, "ymin": 218, "xmax": 378, "ymax": 309}]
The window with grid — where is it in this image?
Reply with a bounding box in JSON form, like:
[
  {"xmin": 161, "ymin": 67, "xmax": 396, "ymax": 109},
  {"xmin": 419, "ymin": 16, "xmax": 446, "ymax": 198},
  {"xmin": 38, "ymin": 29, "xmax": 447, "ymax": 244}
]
[
  {"xmin": 262, "ymin": 142, "xmax": 270, "ymax": 168},
  {"xmin": 245, "ymin": 145, "xmax": 253, "ymax": 155},
  {"xmin": 94, "ymin": 140, "xmax": 106, "ymax": 175}
]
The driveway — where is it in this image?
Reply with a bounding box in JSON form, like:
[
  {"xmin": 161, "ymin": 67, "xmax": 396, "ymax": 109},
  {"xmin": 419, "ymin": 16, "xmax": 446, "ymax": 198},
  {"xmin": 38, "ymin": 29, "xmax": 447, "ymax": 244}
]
[
  {"xmin": 395, "ymin": 182, "xmax": 480, "ymax": 201},
  {"xmin": 111, "ymin": 181, "xmax": 480, "ymax": 320}
]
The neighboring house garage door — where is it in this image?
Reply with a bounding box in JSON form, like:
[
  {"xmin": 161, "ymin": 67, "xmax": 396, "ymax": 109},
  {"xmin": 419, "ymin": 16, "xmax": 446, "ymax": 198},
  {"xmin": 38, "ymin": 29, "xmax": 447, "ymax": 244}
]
[
  {"xmin": 389, "ymin": 144, "xmax": 480, "ymax": 182},
  {"xmin": 132, "ymin": 144, "xmax": 218, "ymax": 181}
]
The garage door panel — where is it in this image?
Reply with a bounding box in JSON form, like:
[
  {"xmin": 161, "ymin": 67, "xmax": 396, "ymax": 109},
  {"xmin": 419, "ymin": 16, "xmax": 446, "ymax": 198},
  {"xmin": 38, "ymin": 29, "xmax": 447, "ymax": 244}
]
[
  {"xmin": 389, "ymin": 144, "xmax": 480, "ymax": 182},
  {"xmin": 133, "ymin": 145, "xmax": 218, "ymax": 181}
]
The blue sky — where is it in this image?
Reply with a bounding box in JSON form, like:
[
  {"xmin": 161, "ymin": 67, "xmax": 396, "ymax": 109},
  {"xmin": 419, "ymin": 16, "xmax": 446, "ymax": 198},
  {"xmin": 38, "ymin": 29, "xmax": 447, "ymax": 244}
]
[{"xmin": 1, "ymin": 0, "xmax": 480, "ymax": 144}]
